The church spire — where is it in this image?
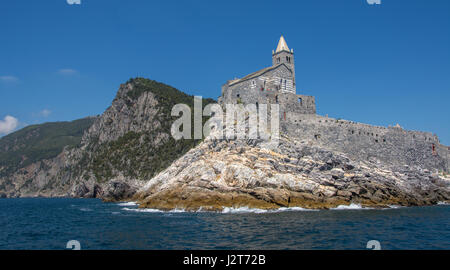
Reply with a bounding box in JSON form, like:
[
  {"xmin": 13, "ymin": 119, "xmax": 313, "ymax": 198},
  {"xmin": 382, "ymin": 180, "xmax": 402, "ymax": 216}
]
[{"xmin": 275, "ymin": 35, "xmax": 290, "ymax": 53}]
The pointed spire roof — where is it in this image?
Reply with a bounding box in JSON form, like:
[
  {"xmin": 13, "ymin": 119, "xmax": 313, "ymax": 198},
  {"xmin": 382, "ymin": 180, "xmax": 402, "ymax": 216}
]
[{"xmin": 275, "ymin": 35, "xmax": 290, "ymax": 53}]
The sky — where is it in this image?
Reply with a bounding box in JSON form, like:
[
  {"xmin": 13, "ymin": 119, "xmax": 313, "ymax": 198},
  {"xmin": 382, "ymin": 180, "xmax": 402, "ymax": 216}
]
[{"xmin": 0, "ymin": 0, "xmax": 449, "ymax": 144}]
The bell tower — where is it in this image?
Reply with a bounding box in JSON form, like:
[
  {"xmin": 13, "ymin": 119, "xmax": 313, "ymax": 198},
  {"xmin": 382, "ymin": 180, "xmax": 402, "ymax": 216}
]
[{"xmin": 272, "ymin": 35, "xmax": 295, "ymax": 86}]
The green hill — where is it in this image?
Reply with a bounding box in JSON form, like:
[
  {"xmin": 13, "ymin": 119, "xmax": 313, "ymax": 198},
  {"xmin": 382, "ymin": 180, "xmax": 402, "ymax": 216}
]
[{"xmin": 0, "ymin": 117, "xmax": 96, "ymax": 177}]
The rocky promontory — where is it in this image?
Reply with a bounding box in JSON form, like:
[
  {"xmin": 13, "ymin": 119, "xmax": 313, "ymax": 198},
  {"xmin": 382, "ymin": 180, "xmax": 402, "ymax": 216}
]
[
  {"xmin": 0, "ymin": 78, "xmax": 214, "ymax": 199},
  {"xmin": 1, "ymin": 78, "xmax": 449, "ymax": 211},
  {"xmin": 134, "ymin": 124, "xmax": 450, "ymax": 211}
]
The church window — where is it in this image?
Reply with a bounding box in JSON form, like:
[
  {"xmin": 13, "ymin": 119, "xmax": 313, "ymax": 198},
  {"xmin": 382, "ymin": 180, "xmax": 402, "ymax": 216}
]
[
  {"xmin": 275, "ymin": 95, "xmax": 278, "ymax": 103},
  {"xmin": 277, "ymin": 57, "xmax": 280, "ymax": 63},
  {"xmin": 298, "ymin": 98, "xmax": 302, "ymax": 104}
]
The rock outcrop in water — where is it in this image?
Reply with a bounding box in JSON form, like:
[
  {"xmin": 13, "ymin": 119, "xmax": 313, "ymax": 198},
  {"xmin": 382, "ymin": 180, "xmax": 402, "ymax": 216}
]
[
  {"xmin": 1, "ymin": 77, "xmax": 449, "ymax": 211},
  {"xmin": 133, "ymin": 119, "xmax": 450, "ymax": 211}
]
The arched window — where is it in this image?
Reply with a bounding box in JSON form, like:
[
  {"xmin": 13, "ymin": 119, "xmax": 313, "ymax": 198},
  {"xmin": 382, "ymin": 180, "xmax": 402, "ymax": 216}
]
[{"xmin": 298, "ymin": 98, "xmax": 302, "ymax": 104}]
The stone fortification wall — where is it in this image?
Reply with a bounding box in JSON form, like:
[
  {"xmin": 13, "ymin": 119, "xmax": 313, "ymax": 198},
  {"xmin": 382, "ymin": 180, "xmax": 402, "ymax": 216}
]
[{"xmin": 282, "ymin": 113, "xmax": 450, "ymax": 172}]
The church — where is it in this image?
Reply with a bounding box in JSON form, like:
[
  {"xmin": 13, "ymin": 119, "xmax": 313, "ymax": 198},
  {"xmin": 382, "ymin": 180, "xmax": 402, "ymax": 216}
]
[{"xmin": 219, "ymin": 36, "xmax": 316, "ymax": 116}]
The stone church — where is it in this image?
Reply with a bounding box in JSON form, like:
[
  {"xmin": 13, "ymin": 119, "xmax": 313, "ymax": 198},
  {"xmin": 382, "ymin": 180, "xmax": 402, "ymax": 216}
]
[
  {"xmin": 219, "ymin": 36, "xmax": 316, "ymax": 116},
  {"xmin": 218, "ymin": 36, "xmax": 450, "ymax": 172}
]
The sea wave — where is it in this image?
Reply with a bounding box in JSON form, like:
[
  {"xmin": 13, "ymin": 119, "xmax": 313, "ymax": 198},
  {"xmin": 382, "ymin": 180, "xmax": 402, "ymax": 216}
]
[
  {"xmin": 122, "ymin": 207, "xmax": 162, "ymax": 213},
  {"xmin": 117, "ymin": 202, "xmax": 138, "ymax": 207},
  {"xmin": 122, "ymin": 207, "xmax": 191, "ymax": 213},
  {"xmin": 221, "ymin": 206, "xmax": 318, "ymax": 214},
  {"xmin": 120, "ymin": 204, "xmax": 423, "ymax": 213},
  {"xmin": 121, "ymin": 206, "xmax": 317, "ymax": 214},
  {"xmin": 386, "ymin": 205, "xmax": 404, "ymax": 209},
  {"xmin": 330, "ymin": 203, "xmax": 373, "ymax": 210},
  {"xmin": 437, "ymin": 201, "xmax": 449, "ymax": 205}
]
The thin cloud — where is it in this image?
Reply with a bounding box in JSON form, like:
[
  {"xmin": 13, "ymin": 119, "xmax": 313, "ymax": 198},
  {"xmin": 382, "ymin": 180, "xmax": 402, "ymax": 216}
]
[
  {"xmin": 32, "ymin": 109, "xmax": 52, "ymax": 118},
  {"xmin": 367, "ymin": 0, "xmax": 381, "ymax": 4},
  {"xmin": 0, "ymin": 115, "xmax": 19, "ymax": 135},
  {"xmin": 0, "ymin": 75, "xmax": 19, "ymax": 83},
  {"xmin": 58, "ymin": 69, "xmax": 78, "ymax": 75},
  {"xmin": 39, "ymin": 109, "xmax": 52, "ymax": 117},
  {"xmin": 67, "ymin": 0, "xmax": 81, "ymax": 5}
]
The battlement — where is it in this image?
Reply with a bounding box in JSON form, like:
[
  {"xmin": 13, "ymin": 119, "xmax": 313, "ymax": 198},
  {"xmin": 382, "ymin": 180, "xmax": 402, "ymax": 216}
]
[{"xmin": 283, "ymin": 113, "xmax": 449, "ymax": 172}]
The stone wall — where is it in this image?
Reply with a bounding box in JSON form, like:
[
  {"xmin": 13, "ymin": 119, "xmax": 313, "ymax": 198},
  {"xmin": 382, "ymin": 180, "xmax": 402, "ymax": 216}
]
[{"xmin": 282, "ymin": 113, "xmax": 450, "ymax": 172}]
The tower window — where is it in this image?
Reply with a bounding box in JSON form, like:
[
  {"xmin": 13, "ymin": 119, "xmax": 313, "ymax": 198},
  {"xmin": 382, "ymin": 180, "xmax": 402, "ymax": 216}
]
[{"xmin": 277, "ymin": 57, "xmax": 280, "ymax": 63}]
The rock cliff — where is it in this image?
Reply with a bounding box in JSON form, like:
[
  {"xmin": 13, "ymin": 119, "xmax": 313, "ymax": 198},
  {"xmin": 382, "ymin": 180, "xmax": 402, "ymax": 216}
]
[
  {"xmin": 0, "ymin": 78, "xmax": 214, "ymax": 200},
  {"xmin": 1, "ymin": 77, "xmax": 449, "ymax": 211},
  {"xmin": 134, "ymin": 120, "xmax": 450, "ymax": 211}
]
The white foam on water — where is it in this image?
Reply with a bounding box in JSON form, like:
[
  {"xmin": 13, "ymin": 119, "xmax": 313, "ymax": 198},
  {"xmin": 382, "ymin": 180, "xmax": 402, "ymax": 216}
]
[
  {"xmin": 331, "ymin": 203, "xmax": 373, "ymax": 210},
  {"xmin": 221, "ymin": 206, "xmax": 317, "ymax": 214},
  {"xmin": 122, "ymin": 207, "xmax": 163, "ymax": 213},
  {"xmin": 221, "ymin": 207, "xmax": 267, "ymax": 214},
  {"xmin": 121, "ymin": 206, "xmax": 317, "ymax": 214},
  {"xmin": 117, "ymin": 201, "xmax": 138, "ymax": 207},
  {"xmin": 387, "ymin": 205, "xmax": 403, "ymax": 209},
  {"xmin": 122, "ymin": 207, "xmax": 189, "ymax": 213},
  {"xmin": 121, "ymin": 203, "xmax": 447, "ymax": 214},
  {"xmin": 79, "ymin": 207, "xmax": 93, "ymax": 212}
]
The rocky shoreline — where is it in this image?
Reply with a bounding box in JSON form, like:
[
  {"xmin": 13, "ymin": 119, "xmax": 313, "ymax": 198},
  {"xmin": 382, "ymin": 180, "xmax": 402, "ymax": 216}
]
[
  {"xmin": 132, "ymin": 126, "xmax": 450, "ymax": 211},
  {"xmin": 1, "ymin": 79, "xmax": 449, "ymax": 211}
]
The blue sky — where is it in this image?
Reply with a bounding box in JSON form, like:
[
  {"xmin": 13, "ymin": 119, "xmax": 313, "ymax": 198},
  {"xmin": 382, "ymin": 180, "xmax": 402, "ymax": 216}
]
[{"xmin": 0, "ymin": 0, "xmax": 449, "ymax": 144}]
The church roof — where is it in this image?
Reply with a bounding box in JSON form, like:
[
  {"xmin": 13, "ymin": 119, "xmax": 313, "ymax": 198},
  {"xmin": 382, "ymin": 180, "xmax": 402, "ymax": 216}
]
[
  {"xmin": 275, "ymin": 36, "xmax": 290, "ymax": 53},
  {"xmin": 228, "ymin": 63, "xmax": 292, "ymax": 86}
]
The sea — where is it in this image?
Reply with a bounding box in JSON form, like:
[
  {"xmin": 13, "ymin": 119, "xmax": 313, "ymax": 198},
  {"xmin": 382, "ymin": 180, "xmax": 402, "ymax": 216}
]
[{"xmin": 0, "ymin": 198, "xmax": 448, "ymax": 250}]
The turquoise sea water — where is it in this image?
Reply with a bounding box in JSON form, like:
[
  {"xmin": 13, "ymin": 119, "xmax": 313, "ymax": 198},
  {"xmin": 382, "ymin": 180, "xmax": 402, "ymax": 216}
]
[{"xmin": 0, "ymin": 198, "xmax": 448, "ymax": 250}]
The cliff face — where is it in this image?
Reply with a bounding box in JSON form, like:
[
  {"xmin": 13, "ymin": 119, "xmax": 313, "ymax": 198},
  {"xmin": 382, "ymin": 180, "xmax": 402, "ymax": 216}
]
[
  {"xmin": 0, "ymin": 78, "xmax": 213, "ymax": 200},
  {"xmin": 0, "ymin": 118, "xmax": 96, "ymax": 198},
  {"xmin": 134, "ymin": 119, "xmax": 450, "ymax": 211}
]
